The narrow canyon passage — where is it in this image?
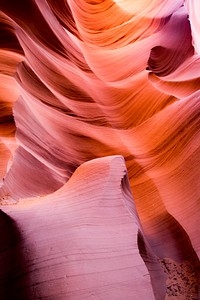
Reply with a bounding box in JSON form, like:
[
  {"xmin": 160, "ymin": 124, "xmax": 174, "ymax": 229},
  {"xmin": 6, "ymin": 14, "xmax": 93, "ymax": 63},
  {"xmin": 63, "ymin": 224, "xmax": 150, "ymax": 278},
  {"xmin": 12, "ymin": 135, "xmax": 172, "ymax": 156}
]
[{"xmin": 1, "ymin": 0, "xmax": 200, "ymax": 299}]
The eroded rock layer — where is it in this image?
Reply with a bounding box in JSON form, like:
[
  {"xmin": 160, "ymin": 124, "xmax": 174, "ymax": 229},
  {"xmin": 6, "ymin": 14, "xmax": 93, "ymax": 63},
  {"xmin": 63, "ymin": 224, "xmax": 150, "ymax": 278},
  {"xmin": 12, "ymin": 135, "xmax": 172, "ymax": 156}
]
[{"xmin": 0, "ymin": 0, "xmax": 200, "ymax": 299}]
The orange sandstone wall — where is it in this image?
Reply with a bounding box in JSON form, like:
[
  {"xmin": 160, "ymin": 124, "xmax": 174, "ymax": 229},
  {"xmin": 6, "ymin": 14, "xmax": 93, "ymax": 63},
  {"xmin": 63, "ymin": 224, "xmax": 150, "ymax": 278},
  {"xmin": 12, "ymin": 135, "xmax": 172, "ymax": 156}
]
[{"xmin": 0, "ymin": 1, "xmax": 200, "ymax": 299}]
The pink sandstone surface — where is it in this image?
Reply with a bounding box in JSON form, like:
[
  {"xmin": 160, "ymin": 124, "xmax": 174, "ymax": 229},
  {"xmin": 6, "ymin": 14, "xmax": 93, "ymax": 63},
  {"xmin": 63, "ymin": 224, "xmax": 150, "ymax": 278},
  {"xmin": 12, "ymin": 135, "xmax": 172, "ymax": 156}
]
[{"xmin": 0, "ymin": 0, "xmax": 200, "ymax": 299}]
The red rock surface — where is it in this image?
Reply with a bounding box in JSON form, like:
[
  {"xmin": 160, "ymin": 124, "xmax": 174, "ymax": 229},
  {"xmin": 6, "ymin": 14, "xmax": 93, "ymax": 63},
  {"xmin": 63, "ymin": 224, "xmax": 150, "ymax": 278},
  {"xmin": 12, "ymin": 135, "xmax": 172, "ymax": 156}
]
[{"xmin": 0, "ymin": 1, "xmax": 200, "ymax": 299}]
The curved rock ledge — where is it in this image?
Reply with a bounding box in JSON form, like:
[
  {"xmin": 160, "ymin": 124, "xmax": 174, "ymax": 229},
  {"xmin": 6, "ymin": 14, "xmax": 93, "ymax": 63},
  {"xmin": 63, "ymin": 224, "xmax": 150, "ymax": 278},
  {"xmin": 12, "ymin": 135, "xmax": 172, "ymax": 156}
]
[
  {"xmin": 1, "ymin": 1, "xmax": 200, "ymax": 299},
  {"xmin": 0, "ymin": 156, "xmax": 154, "ymax": 299}
]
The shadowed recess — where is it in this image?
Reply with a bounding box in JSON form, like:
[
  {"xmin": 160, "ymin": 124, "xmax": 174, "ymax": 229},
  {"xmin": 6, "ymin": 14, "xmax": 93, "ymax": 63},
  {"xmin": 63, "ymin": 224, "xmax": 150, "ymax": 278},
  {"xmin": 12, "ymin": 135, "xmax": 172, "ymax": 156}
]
[{"xmin": 0, "ymin": 210, "xmax": 31, "ymax": 300}]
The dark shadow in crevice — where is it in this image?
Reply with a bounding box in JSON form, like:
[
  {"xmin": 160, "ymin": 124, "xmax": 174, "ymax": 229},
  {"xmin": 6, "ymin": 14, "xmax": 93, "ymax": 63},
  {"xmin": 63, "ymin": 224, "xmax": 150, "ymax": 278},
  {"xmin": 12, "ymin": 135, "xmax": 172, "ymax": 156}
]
[
  {"xmin": 0, "ymin": 209, "xmax": 32, "ymax": 300},
  {"xmin": 137, "ymin": 214, "xmax": 200, "ymax": 300},
  {"xmin": 137, "ymin": 230, "xmax": 167, "ymax": 300},
  {"xmin": 120, "ymin": 162, "xmax": 200, "ymax": 299}
]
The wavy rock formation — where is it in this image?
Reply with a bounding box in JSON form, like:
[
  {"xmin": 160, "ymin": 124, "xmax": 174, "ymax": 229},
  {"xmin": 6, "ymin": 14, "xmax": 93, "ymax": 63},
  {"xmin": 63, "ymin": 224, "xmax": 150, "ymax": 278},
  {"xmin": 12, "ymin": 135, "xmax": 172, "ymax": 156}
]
[
  {"xmin": 0, "ymin": 156, "xmax": 155, "ymax": 299},
  {"xmin": 0, "ymin": 0, "xmax": 200, "ymax": 299}
]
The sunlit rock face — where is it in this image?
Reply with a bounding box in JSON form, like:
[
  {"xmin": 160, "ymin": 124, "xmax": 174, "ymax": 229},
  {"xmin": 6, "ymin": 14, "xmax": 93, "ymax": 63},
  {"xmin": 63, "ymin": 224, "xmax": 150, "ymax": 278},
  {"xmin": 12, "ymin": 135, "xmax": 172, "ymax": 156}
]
[{"xmin": 0, "ymin": 0, "xmax": 200, "ymax": 299}]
